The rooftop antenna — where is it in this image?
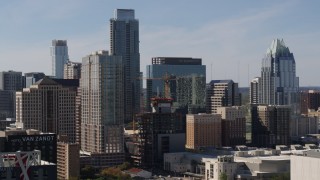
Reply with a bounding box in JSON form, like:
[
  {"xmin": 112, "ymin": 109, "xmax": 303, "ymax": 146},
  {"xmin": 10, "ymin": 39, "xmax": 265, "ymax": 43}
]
[
  {"xmin": 237, "ymin": 61, "xmax": 240, "ymax": 84},
  {"xmin": 211, "ymin": 63, "xmax": 213, "ymax": 81},
  {"xmin": 247, "ymin": 64, "xmax": 250, "ymax": 87}
]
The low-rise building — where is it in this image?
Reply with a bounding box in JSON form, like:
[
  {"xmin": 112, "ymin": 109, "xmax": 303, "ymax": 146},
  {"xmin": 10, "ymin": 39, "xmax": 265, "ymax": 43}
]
[
  {"xmin": 0, "ymin": 150, "xmax": 56, "ymax": 180},
  {"xmin": 80, "ymin": 151, "xmax": 124, "ymax": 168},
  {"xmin": 291, "ymin": 149, "xmax": 320, "ymax": 180},
  {"xmin": 204, "ymin": 155, "xmax": 237, "ymax": 180},
  {"xmin": 0, "ymin": 128, "xmax": 57, "ymax": 163},
  {"xmin": 164, "ymin": 152, "xmax": 213, "ymax": 175},
  {"xmin": 234, "ymin": 149, "xmax": 290, "ymax": 179}
]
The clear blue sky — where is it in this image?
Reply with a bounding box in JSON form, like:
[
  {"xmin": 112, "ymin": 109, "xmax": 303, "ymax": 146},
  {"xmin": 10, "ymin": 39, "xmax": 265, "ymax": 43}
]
[{"xmin": 0, "ymin": 0, "xmax": 319, "ymax": 86}]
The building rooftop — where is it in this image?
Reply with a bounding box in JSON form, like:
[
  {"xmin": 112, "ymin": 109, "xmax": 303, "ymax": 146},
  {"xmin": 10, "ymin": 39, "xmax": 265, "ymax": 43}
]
[
  {"xmin": 209, "ymin": 79, "xmax": 234, "ymax": 84},
  {"xmin": 52, "ymin": 40, "xmax": 67, "ymax": 46},
  {"xmin": 114, "ymin": 9, "xmax": 135, "ymax": 20},
  {"xmin": 33, "ymin": 76, "xmax": 79, "ymax": 87},
  {"xmin": 151, "ymin": 57, "xmax": 202, "ymax": 65}
]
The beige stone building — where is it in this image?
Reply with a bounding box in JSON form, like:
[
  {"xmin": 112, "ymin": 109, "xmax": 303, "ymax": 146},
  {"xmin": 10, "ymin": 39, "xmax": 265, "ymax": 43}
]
[
  {"xmin": 206, "ymin": 80, "xmax": 241, "ymax": 114},
  {"xmin": 216, "ymin": 106, "xmax": 246, "ymax": 146},
  {"xmin": 57, "ymin": 141, "xmax": 80, "ymax": 180},
  {"xmin": 64, "ymin": 61, "xmax": 82, "ymax": 79},
  {"xmin": 15, "ymin": 77, "xmax": 78, "ymax": 143},
  {"xmin": 186, "ymin": 114, "xmax": 221, "ymax": 150}
]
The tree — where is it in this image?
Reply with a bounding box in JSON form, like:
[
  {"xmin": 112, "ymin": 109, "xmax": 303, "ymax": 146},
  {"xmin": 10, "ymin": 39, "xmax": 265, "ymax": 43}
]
[
  {"xmin": 80, "ymin": 165, "xmax": 96, "ymax": 179},
  {"xmin": 100, "ymin": 167, "xmax": 131, "ymax": 180},
  {"xmin": 219, "ymin": 172, "xmax": 228, "ymax": 180},
  {"xmin": 118, "ymin": 162, "xmax": 132, "ymax": 171},
  {"xmin": 271, "ymin": 173, "xmax": 290, "ymax": 180}
]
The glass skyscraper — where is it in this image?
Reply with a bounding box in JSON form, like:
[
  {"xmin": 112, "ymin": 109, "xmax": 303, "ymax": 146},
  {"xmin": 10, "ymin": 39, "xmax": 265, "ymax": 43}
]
[
  {"xmin": 51, "ymin": 40, "xmax": 69, "ymax": 78},
  {"xmin": 259, "ymin": 39, "xmax": 299, "ymax": 105},
  {"xmin": 146, "ymin": 57, "xmax": 206, "ymax": 111},
  {"xmin": 110, "ymin": 9, "xmax": 140, "ymax": 123}
]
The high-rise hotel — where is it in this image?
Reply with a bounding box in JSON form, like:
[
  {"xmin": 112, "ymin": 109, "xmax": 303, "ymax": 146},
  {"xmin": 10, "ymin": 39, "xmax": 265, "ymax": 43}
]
[{"xmin": 80, "ymin": 50, "xmax": 124, "ymax": 167}]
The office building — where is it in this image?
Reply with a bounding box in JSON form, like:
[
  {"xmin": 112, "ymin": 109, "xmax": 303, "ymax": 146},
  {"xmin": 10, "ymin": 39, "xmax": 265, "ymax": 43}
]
[
  {"xmin": 15, "ymin": 77, "xmax": 78, "ymax": 143},
  {"xmin": 64, "ymin": 60, "xmax": 82, "ymax": 79},
  {"xmin": 300, "ymin": 90, "xmax": 320, "ymax": 114},
  {"xmin": 133, "ymin": 98, "xmax": 185, "ymax": 168},
  {"xmin": 251, "ymin": 105, "xmax": 291, "ymax": 147},
  {"xmin": 51, "ymin": 40, "xmax": 69, "ymax": 78},
  {"xmin": 186, "ymin": 114, "xmax": 222, "ymax": 150},
  {"xmin": 249, "ymin": 77, "xmax": 260, "ymax": 104},
  {"xmin": 291, "ymin": 150, "xmax": 320, "ymax": 180},
  {"xmin": 216, "ymin": 106, "xmax": 246, "ymax": 147},
  {"xmin": 175, "ymin": 75, "xmax": 206, "ymax": 107},
  {"xmin": 0, "ymin": 90, "xmax": 15, "ymax": 120},
  {"xmin": 258, "ymin": 39, "xmax": 299, "ymax": 106},
  {"xmin": 110, "ymin": 9, "xmax": 140, "ymax": 123},
  {"xmin": 291, "ymin": 115, "xmax": 318, "ymax": 137},
  {"xmin": 80, "ymin": 50, "xmax": 124, "ymax": 167},
  {"xmin": 0, "ymin": 71, "xmax": 23, "ymax": 120},
  {"xmin": 206, "ymin": 80, "xmax": 241, "ymax": 114},
  {"xmin": 0, "ymin": 70, "xmax": 23, "ymax": 91},
  {"xmin": 0, "ymin": 118, "xmax": 15, "ymax": 130},
  {"xmin": 146, "ymin": 57, "xmax": 206, "ymax": 111},
  {"xmin": 57, "ymin": 140, "xmax": 80, "ymax": 179},
  {"xmin": 24, "ymin": 72, "xmax": 45, "ymax": 88}
]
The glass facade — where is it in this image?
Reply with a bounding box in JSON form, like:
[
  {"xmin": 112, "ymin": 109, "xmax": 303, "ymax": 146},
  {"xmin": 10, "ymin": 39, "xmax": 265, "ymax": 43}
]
[
  {"xmin": 259, "ymin": 39, "xmax": 299, "ymax": 106},
  {"xmin": 146, "ymin": 61, "xmax": 206, "ymax": 111}
]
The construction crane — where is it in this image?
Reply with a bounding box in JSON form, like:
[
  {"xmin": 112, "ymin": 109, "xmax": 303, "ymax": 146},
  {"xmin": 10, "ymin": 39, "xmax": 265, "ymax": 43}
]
[{"xmin": 137, "ymin": 73, "xmax": 177, "ymax": 99}]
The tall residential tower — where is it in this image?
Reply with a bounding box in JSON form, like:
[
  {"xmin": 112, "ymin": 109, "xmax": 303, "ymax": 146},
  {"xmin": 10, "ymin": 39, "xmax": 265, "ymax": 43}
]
[
  {"xmin": 110, "ymin": 9, "xmax": 140, "ymax": 123},
  {"xmin": 80, "ymin": 51, "xmax": 124, "ymax": 167}
]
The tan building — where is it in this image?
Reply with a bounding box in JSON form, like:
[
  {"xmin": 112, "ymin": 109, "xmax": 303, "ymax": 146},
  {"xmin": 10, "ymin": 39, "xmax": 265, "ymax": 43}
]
[
  {"xmin": 57, "ymin": 141, "xmax": 80, "ymax": 180},
  {"xmin": 64, "ymin": 61, "xmax": 82, "ymax": 79},
  {"xmin": 80, "ymin": 51, "xmax": 124, "ymax": 167},
  {"xmin": 206, "ymin": 80, "xmax": 241, "ymax": 114},
  {"xmin": 15, "ymin": 77, "xmax": 78, "ymax": 143},
  {"xmin": 186, "ymin": 114, "xmax": 221, "ymax": 150},
  {"xmin": 216, "ymin": 106, "xmax": 246, "ymax": 146}
]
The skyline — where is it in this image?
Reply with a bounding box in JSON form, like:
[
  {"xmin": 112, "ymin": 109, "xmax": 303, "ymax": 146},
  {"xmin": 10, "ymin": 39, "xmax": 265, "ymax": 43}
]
[{"xmin": 1, "ymin": 0, "xmax": 320, "ymax": 86}]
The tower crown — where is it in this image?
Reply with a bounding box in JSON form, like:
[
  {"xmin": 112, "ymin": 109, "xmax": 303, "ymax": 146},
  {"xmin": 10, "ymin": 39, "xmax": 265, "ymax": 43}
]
[{"xmin": 266, "ymin": 39, "xmax": 291, "ymax": 57}]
